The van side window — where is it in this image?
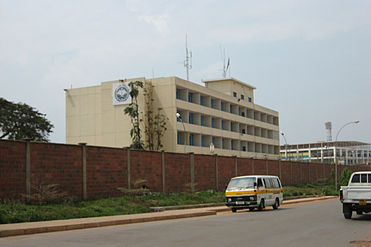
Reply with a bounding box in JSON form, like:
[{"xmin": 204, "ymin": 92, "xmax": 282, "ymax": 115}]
[
  {"xmin": 351, "ymin": 174, "xmax": 360, "ymax": 183},
  {"xmin": 277, "ymin": 179, "xmax": 282, "ymax": 188},
  {"xmin": 269, "ymin": 178, "xmax": 276, "ymax": 188},
  {"xmin": 361, "ymin": 174, "xmax": 367, "ymax": 183},
  {"xmin": 264, "ymin": 178, "xmax": 271, "ymax": 188},
  {"xmin": 257, "ymin": 178, "xmax": 263, "ymax": 187},
  {"xmin": 368, "ymin": 174, "xmax": 371, "ymax": 183},
  {"xmin": 272, "ymin": 178, "xmax": 279, "ymax": 188}
]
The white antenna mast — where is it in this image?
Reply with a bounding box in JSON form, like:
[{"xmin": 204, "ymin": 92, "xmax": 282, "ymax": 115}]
[
  {"xmin": 221, "ymin": 47, "xmax": 230, "ymax": 78},
  {"xmin": 184, "ymin": 34, "xmax": 192, "ymax": 81}
]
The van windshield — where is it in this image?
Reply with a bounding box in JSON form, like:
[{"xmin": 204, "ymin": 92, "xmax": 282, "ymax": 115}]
[{"xmin": 227, "ymin": 177, "xmax": 256, "ymax": 190}]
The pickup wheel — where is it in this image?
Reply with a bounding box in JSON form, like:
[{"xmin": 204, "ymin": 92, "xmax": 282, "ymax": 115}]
[
  {"xmin": 231, "ymin": 208, "xmax": 237, "ymax": 213},
  {"xmin": 343, "ymin": 204, "xmax": 352, "ymax": 219}
]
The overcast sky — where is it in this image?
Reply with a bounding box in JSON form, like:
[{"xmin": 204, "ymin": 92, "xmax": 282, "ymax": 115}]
[{"xmin": 1, "ymin": 0, "xmax": 370, "ymax": 145}]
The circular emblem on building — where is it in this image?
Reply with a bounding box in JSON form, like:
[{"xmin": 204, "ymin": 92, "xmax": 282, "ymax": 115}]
[{"xmin": 114, "ymin": 84, "xmax": 130, "ymax": 103}]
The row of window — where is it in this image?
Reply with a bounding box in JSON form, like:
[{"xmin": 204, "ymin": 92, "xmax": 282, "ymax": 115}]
[
  {"xmin": 177, "ymin": 109, "xmax": 278, "ymax": 140},
  {"xmin": 281, "ymin": 150, "xmax": 371, "ymax": 158},
  {"xmin": 176, "ymin": 88, "xmax": 278, "ymax": 125},
  {"xmin": 177, "ymin": 132, "xmax": 279, "ymax": 154}
]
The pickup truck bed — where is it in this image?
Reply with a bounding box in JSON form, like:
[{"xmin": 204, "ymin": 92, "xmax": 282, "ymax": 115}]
[{"xmin": 343, "ymin": 186, "xmax": 371, "ymax": 200}]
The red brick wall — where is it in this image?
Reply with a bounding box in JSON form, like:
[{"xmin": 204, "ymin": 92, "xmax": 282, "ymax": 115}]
[
  {"xmin": 268, "ymin": 160, "xmax": 279, "ymax": 177},
  {"xmin": 280, "ymin": 161, "xmax": 292, "ymax": 185},
  {"xmin": 30, "ymin": 142, "xmax": 83, "ymax": 200},
  {"xmin": 86, "ymin": 146, "xmax": 127, "ymax": 199},
  {"xmin": 194, "ymin": 154, "xmax": 216, "ymax": 191},
  {"xmin": 236, "ymin": 158, "xmax": 252, "ymax": 177},
  {"xmin": 1, "ymin": 139, "xmax": 370, "ymax": 201},
  {"xmin": 164, "ymin": 152, "xmax": 190, "ymax": 193},
  {"xmin": 129, "ymin": 150, "xmax": 162, "ymax": 192},
  {"xmin": 217, "ymin": 156, "xmax": 235, "ymax": 191},
  {"xmin": 0, "ymin": 140, "xmax": 26, "ymax": 200},
  {"xmin": 253, "ymin": 159, "xmax": 267, "ymax": 175}
]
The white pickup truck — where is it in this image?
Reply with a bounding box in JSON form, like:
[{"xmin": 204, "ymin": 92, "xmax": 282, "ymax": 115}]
[{"xmin": 340, "ymin": 171, "xmax": 371, "ymax": 219}]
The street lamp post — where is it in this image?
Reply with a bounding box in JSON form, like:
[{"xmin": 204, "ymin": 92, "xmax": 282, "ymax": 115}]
[
  {"xmin": 176, "ymin": 112, "xmax": 187, "ymax": 153},
  {"xmin": 209, "ymin": 142, "xmax": 215, "ymax": 154},
  {"xmin": 281, "ymin": 132, "xmax": 288, "ymax": 160},
  {"xmin": 334, "ymin": 120, "xmax": 360, "ymax": 190}
]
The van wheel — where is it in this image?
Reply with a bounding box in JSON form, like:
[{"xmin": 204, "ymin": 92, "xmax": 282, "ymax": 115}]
[
  {"xmin": 249, "ymin": 208, "xmax": 255, "ymax": 211},
  {"xmin": 231, "ymin": 208, "xmax": 237, "ymax": 213},
  {"xmin": 258, "ymin": 200, "xmax": 265, "ymax": 211},
  {"xmin": 272, "ymin": 198, "xmax": 280, "ymax": 210}
]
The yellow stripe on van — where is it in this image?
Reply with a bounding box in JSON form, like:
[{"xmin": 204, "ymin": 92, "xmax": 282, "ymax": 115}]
[
  {"xmin": 225, "ymin": 189, "xmax": 283, "ymax": 196},
  {"xmin": 225, "ymin": 191, "xmax": 258, "ymax": 196}
]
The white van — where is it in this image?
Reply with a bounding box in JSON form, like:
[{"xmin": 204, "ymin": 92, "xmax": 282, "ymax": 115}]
[{"xmin": 225, "ymin": 175, "xmax": 284, "ymax": 212}]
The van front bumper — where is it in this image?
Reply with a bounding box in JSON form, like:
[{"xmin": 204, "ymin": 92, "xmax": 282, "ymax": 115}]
[
  {"xmin": 226, "ymin": 196, "xmax": 258, "ymax": 208},
  {"xmin": 226, "ymin": 201, "xmax": 258, "ymax": 207}
]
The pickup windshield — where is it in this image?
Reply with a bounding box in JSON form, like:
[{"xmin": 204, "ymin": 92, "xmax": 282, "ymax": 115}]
[{"xmin": 227, "ymin": 177, "xmax": 256, "ymax": 190}]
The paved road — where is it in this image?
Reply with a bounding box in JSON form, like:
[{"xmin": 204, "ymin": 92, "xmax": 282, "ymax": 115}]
[{"xmin": 0, "ymin": 200, "xmax": 370, "ymax": 247}]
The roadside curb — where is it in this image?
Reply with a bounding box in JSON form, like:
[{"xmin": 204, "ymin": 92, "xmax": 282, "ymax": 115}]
[
  {"xmin": 150, "ymin": 202, "xmax": 225, "ymax": 212},
  {"xmin": 0, "ymin": 196, "xmax": 337, "ymax": 238},
  {"xmin": 0, "ymin": 210, "xmax": 217, "ymax": 238},
  {"xmin": 282, "ymin": 196, "xmax": 337, "ymax": 205}
]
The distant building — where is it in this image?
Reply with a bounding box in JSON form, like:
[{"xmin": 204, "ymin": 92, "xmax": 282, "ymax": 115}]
[
  {"xmin": 65, "ymin": 76, "xmax": 280, "ymax": 159},
  {"xmin": 280, "ymin": 141, "xmax": 371, "ymax": 165}
]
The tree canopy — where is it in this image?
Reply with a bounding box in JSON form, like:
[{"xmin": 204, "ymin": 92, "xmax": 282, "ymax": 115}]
[{"xmin": 0, "ymin": 98, "xmax": 54, "ymax": 142}]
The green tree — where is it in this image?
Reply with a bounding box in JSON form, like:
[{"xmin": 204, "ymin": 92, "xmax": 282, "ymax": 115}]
[
  {"xmin": 153, "ymin": 107, "xmax": 168, "ymax": 150},
  {"xmin": 143, "ymin": 83, "xmax": 169, "ymax": 151},
  {"xmin": 124, "ymin": 81, "xmax": 144, "ymax": 149},
  {"xmin": 0, "ymin": 98, "xmax": 53, "ymax": 141},
  {"xmin": 339, "ymin": 168, "xmax": 352, "ymax": 187}
]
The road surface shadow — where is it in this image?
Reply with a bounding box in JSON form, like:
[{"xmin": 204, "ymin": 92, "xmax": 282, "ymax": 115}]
[
  {"xmin": 235, "ymin": 207, "xmax": 290, "ymax": 213},
  {"xmin": 351, "ymin": 214, "xmax": 371, "ymax": 221}
]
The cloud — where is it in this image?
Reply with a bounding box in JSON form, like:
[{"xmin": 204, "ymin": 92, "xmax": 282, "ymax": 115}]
[
  {"xmin": 184, "ymin": 0, "xmax": 371, "ymax": 45},
  {"xmin": 139, "ymin": 14, "xmax": 170, "ymax": 34},
  {"xmin": 125, "ymin": 0, "xmax": 171, "ymax": 34},
  {"xmin": 195, "ymin": 61, "xmax": 224, "ymax": 81}
]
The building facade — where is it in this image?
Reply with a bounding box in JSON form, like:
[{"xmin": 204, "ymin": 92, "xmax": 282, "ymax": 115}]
[
  {"xmin": 280, "ymin": 141, "xmax": 371, "ymax": 165},
  {"xmin": 66, "ymin": 76, "xmax": 280, "ymax": 159}
]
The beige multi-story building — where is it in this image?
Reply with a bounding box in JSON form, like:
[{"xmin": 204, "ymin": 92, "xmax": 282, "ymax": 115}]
[{"xmin": 65, "ymin": 76, "xmax": 280, "ymax": 159}]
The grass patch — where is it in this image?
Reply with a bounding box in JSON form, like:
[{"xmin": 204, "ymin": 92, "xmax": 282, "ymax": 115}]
[
  {"xmin": 0, "ymin": 183, "xmax": 338, "ymax": 224},
  {"xmin": 0, "ymin": 190, "xmax": 224, "ymax": 224},
  {"xmin": 283, "ymin": 181, "xmax": 337, "ymax": 199}
]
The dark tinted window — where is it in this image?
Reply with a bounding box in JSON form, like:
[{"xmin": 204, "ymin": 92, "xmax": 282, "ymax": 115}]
[
  {"xmin": 361, "ymin": 174, "xmax": 367, "ymax": 183},
  {"xmin": 257, "ymin": 178, "xmax": 263, "ymax": 187},
  {"xmin": 368, "ymin": 174, "xmax": 371, "ymax": 183},
  {"xmin": 351, "ymin": 174, "xmax": 360, "ymax": 183}
]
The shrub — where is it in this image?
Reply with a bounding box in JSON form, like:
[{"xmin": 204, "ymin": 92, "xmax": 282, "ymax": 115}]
[{"xmin": 339, "ymin": 168, "xmax": 352, "ymax": 187}]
